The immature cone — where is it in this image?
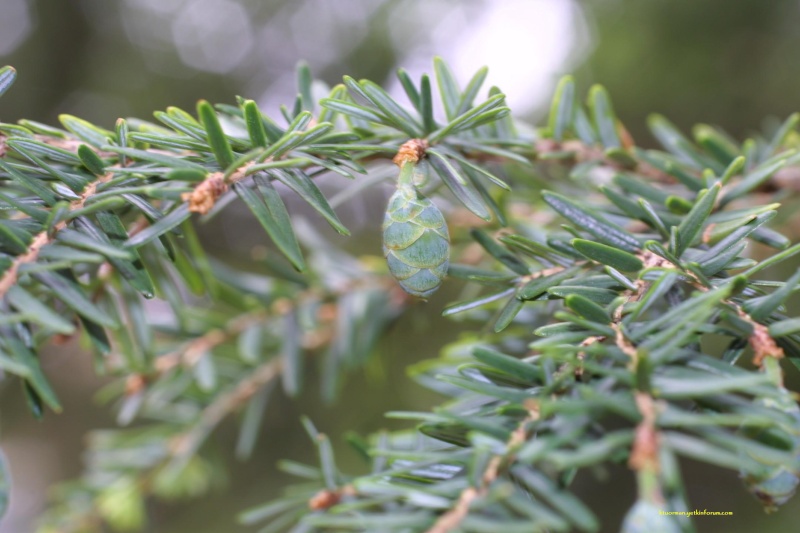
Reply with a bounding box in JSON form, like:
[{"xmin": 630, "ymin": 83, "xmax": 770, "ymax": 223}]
[
  {"xmin": 383, "ymin": 181, "xmax": 449, "ymax": 298},
  {"xmin": 740, "ymin": 394, "xmax": 800, "ymax": 511},
  {"xmin": 736, "ymin": 358, "xmax": 800, "ymax": 511},
  {"xmin": 621, "ymin": 501, "xmax": 681, "ymax": 533}
]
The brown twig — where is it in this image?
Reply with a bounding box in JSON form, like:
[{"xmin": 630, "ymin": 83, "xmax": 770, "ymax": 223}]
[
  {"xmin": 678, "ymin": 260, "xmax": 785, "ymax": 368},
  {"xmin": 517, "ymin": 265, "xmax": 568, "ymax": 285},
  {"xmin": 629, "ymin": 392, "xmax": 665, "ymax": 504},
  {"xmin": 167, "ymin": 356, "xmax": 284, "ymax": 461},
  {"xmin": 629, "ymin": 393, "xmax": 661, "ymax": 473},
  {"xmin": 740, "ymin": 309, "xmax": 785, "ymax": 367},
  {"xmin": 0, "ymin": 170, "xmax": 114, "ymax": 300},
  {"xmin": 634, "ymin": 249, "xmax": 783, "ymax": 368},
  {"xmin": 151, "ymin": 310, "xmax": 269, "ymax": 375},
  {"xmin": 534, "ymin": 139, "xmax": 673, "ymax": 183},
  {"xmin": 575, "ymin": 335, "xmax": 604, "ymax": 377},
  {"xmin": 425, "ymin": 403, "xmax": 539, "ymax": 533}
]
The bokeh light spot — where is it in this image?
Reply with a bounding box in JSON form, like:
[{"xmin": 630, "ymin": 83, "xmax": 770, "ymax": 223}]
[
  {"xmin": 171, "ymin": 0, "xmax": 254, "ymax": 74},
  {"xmin": 0, "ymin": 0, "xmax": 34, "ymax": 55}
]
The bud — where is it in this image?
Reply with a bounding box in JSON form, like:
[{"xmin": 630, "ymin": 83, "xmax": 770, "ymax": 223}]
[{"xmin": 383, "ymin": 183, "xmax": 449, "ymax": 298}]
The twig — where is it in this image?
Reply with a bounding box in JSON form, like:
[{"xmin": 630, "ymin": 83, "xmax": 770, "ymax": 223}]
[
  {"xmin": 632, "ymin": 250, "xmax": 784, "ymax": 368},
  {"xmin": 738, "ymin": 308, "xmax": 785, "ymax": 367},
  {"xmin": 0, "ymin": 170, "xmax": 114, "ymax": 300},
  {"xmin": 629, "ymin": 392, "xmax": 665, "ymax": 504},
  {"xmin": 425, "ymin": 403, "xmax": 539, "ymax": 533},
  {"xmin": 167, "ymin": 356, "xmax": 284, "ymax": 464},
  {"xmin": 152, "ymin": 309, "xmax": 269, "ymax": 374}
]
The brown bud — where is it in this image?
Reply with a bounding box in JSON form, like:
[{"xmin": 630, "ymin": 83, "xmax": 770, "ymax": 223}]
[
  {"xmin": 308, "ymin": 486, "xmax": 355, "ymax": 511},
  {"xmin": 308, "ymin": 489, "xmax": 341, "ymax": 511},
  {"xmin": 393, "ymin": 139, "xmax": 428, "ymax": 167},
  {"xmin": 125, "ymin": 374, "xmax": 147, "ymax": 396},
  {"xmin": 182, "ymin": 173, "xmax": 228, "ymax": 215}
]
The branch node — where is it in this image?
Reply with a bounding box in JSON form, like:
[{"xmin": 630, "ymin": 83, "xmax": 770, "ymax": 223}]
[{"xmin": 182, "ymin": 173, "xmax": 228, "ymax": 215}]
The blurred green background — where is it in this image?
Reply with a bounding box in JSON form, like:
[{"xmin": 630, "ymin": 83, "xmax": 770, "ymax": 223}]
[{"xmin": 2, "ymin": 0, "xmax": 800, "ymax": 531}]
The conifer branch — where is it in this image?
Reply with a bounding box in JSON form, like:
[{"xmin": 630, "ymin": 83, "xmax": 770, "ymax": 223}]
[{"xmin": 1, "ymin": 61, "xmax": 799, "ymax": 533}]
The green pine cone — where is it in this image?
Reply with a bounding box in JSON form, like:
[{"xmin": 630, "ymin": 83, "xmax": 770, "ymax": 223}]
[{"xmin": 383, "ymin": 184, "xmax": 449, "ymax": 298}]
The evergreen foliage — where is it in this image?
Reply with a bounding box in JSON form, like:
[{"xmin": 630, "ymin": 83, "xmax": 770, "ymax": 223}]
[{"xmin": 0, "ymin": 59, "xmax": 799, "ymax": 532}]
